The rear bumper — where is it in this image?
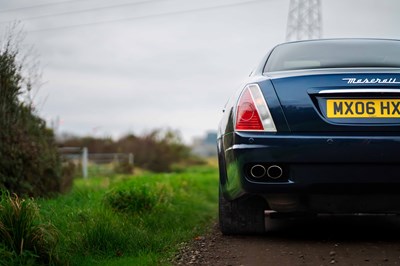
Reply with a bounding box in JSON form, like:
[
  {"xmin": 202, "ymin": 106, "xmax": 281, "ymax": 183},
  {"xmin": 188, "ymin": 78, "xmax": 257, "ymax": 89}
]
[{"xmin": 221, "ymin": 132, "xmax": 400, "ymax": 212}]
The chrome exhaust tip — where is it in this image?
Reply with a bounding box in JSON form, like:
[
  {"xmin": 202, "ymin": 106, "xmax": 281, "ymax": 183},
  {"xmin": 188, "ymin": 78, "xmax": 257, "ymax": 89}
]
[
  {"xmin": 250, "ymin": 164, "xmax": 266, "ymax": 178},
  {"xmin": 267, "ymin": 165, "xmax": 283, "ymax": 179}
]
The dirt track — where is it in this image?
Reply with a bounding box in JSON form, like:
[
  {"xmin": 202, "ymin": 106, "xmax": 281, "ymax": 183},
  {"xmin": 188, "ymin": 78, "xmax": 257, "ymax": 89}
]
[{"xmin": 175, "ymin": 215, "xmax": 400, "ymax": 266}]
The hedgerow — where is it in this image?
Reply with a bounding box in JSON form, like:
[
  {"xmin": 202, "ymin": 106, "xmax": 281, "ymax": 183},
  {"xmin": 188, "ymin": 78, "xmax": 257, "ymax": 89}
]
[{"xmin": 0, "ymin": 26, "xmax": 62, "ymax": 196}]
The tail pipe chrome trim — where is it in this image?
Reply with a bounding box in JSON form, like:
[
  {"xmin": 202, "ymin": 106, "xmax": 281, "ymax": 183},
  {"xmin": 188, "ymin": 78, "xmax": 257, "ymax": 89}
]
[
  {"xmin": 267, "ymin": 165, "xmax": 283, "ymax": 179},
  {"xmin": 250, "ymin": 164, "xmax": 267, "ymax": 178}
]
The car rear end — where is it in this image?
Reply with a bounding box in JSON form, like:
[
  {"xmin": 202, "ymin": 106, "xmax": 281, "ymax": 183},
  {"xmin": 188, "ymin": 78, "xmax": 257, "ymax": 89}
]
[{"xmin": 218, "ymin": 39, "xmax": 400, "ymax": 234}]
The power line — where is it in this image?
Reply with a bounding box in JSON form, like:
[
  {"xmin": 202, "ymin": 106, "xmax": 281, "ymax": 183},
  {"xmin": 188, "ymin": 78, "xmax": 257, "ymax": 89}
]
[
  {"xmin": 28, "ymin": 0, "xmax": 266, "ymax": 33},
  {"xmin": 0, "ymin": 0, "xmax": 164, "ymax": 24},
  {"xmin": 0, "ymin": 0, "xmax": 86, "ymax": 14}
]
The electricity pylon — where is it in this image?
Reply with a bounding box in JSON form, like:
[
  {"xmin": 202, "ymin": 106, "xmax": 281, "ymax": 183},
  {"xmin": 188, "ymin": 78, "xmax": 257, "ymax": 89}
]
[{"xmin": 286, "ymin": 0, "xmax": 322, "ymax": 41}]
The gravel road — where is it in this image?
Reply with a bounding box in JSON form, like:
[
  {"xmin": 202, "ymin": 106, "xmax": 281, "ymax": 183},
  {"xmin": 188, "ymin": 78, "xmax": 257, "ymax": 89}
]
[{"xmin": 175, "ymin": 215, "xmax": 400, "ymax": 266}]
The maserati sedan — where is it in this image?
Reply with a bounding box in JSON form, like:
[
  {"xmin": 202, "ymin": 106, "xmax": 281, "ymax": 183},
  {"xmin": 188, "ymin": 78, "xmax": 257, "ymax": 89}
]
[{"xmin": 217, "ymin": 39, "xmax": 400, "ymax": 234}]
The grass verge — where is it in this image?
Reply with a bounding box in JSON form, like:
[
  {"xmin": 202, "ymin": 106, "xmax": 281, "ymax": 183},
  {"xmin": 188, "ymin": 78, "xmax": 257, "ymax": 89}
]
[
  {"xmin": 37, "ymin": 165, "xmax": 218, "ymax": 265},
  {"xmin": 0, "ymin": 191, "xmax": 59, "ymax": 266}
]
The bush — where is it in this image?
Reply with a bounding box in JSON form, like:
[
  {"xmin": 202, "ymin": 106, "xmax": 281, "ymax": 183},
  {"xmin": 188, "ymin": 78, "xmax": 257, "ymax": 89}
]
[
  {"xmin": 113, "ymin": 161, "xmax": 134, "ymax": 175},
  {"xmin": 0, "ymin": 26, "xmax": 62, "ymax": 196},
  {"xmin": 116, "ymin": 130, "xmax": 188, "ymax": 172},
  {"xmin": 104, "ymin": 185, "xmax": 158, "ymax": 214},
  {"xmin": 60, "ymin": 129, "xmax": 192, "ymax": 173},
  {"xmin": 0, "ymin": 191, "xmax": 59, "ymax": 265}
]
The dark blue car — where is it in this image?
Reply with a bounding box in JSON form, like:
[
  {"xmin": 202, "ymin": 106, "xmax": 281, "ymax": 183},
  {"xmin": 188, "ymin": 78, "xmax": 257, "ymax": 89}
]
[{"xmin": 217, "ymin": 39, "xmax": 400, "ymax": 234}]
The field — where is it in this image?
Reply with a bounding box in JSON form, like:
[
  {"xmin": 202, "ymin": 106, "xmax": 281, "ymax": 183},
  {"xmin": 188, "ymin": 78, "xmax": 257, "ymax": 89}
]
[{"xmin": 1, "ymin": 164, "xmax": 218, "ymax": 265}]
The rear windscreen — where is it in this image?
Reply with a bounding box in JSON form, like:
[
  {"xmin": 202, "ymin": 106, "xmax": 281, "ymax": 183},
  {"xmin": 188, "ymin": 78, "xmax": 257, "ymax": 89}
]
[{"xmin": 264, "ymin": 40, "xmax": 400, "ymax": 72}]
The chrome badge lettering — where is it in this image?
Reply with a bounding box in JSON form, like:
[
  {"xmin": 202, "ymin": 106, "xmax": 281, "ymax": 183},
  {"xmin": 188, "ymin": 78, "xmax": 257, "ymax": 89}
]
[{"xmin": 343, "ymin": 78, "xmax": 400, "ymax": 84}]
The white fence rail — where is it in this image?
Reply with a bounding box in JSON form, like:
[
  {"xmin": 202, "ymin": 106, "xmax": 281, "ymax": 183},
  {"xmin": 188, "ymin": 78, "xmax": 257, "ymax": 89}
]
[{"xmin": 59, "ymin": 147, "xmax": 133, "ymax": 178}]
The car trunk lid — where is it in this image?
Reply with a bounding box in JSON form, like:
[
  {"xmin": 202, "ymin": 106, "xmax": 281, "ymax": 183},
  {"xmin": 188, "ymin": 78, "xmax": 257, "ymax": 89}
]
[{"xmin": 267, "ymin": 70, "xmax": 400, "ymax": 132}]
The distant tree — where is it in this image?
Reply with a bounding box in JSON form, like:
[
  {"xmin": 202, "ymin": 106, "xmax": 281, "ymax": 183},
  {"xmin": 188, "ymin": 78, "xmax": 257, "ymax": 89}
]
[
  {"xmin": 60, "ymin": 136, "xmax": 115, "ymax": 153},
  {"xmin": 59, "ymin": 129, "xmax": 192, "ymax": 173},
  {"xmin": 117, "ymin": 129, "xmax": 191, "ymax": 172},
  {"xmin": 0, "ymin": 25, "xmax": 61, "ymax": 196}
]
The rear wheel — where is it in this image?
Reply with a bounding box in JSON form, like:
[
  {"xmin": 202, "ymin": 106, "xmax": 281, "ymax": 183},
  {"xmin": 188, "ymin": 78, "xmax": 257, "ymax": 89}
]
[{"xmin": 219, "ymin": 188, "xmax": 267, "ymax": 235}]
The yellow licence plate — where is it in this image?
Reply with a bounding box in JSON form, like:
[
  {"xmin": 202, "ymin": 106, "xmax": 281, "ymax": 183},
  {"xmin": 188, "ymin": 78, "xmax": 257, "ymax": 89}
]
[{"xmin": 327, "ymin": 99, "xmax": 400, "ymax": 118}]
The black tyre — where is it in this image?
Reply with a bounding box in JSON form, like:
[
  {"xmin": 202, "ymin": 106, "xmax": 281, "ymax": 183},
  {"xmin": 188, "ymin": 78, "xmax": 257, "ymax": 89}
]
[{"xmin": 219, "ymin": 188, "xmax": 267, "ymax": 235}]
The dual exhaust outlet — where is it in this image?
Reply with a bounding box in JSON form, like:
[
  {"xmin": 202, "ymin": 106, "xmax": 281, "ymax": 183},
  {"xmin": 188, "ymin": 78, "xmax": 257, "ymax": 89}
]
[{"xmin": 250, "ymin": 164, "xmax": 283, "ymax": 179}]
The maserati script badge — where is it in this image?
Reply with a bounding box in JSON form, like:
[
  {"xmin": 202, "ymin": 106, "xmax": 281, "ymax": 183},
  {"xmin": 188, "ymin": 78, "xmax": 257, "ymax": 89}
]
[{"xmin": 343, "ymin": 78, "xmax": 400, "ymax": 84}]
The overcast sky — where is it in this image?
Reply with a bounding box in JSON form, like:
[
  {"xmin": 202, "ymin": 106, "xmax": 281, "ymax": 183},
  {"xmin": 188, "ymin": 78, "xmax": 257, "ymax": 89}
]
[{"xmin": 1, "ymin": 0, "xmax": 400, "ymax": 143}]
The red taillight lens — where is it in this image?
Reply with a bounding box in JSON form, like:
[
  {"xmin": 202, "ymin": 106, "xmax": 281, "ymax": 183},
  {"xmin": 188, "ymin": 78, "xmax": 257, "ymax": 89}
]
[
  {"xmin": 235, "ymin": 84, "xmax": 277, "ymax": 132},
  {"xmin": 235, "ymin": 88, "xmax": 264, "ymax": 130}
]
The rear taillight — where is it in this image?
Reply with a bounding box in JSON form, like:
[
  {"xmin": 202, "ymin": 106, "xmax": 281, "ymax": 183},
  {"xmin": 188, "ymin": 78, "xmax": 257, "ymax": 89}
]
[{"xmin": 235, "ymin": 84, "xmax": 276, "ymax": 132}]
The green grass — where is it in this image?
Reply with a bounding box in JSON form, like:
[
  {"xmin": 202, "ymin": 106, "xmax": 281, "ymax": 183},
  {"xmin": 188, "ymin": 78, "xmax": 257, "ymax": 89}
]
[
  {"xmin": 37, "ymin": 165, "xmax": 218, "ymax": 265},
  {"xmin": 0, "ymin": 192, "xmax": 59, "ymax": 266}
]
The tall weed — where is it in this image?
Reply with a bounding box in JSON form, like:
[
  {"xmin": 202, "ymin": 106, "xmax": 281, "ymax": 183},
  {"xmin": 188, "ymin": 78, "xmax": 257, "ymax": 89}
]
[{"xmin": 0, "ymin": 191, "xmax": 59, "ymax": 265}]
